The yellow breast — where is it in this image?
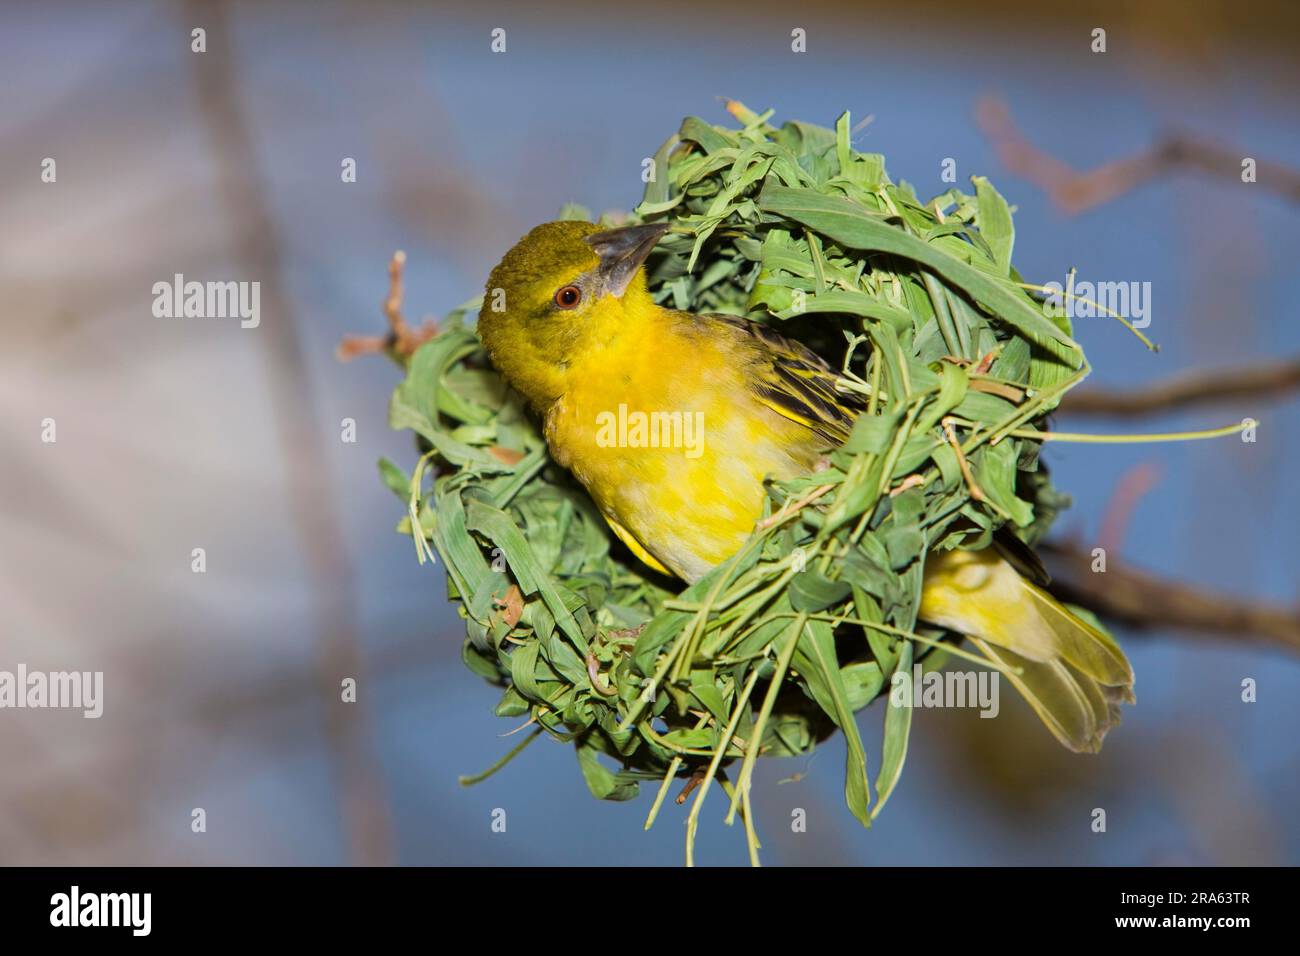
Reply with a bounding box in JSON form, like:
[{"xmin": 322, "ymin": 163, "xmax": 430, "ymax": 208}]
[{"xmin": 544, "ymin": 315, "xmax": 816, "ymax": 581}]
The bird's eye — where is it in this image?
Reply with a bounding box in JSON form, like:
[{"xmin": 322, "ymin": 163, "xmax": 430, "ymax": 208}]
[{"xmin": 554, "ymin": 285, "xmax": 582, "ymax": 309}]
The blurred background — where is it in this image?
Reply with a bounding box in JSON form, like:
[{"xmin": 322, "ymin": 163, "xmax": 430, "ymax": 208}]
[{"xmin": 1, "ymin": 0, "xmax": 1297, "ymax": 866}]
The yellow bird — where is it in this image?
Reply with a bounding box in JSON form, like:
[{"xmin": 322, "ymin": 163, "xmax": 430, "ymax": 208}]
[{"xmin": 478, "ymin": 220, "xmax": 1134, "ymax": 753}]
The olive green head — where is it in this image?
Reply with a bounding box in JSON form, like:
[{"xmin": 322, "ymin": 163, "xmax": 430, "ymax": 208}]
[{"xmin": 478, "ymin": 220, "xmax": 668, "ymax": 409}]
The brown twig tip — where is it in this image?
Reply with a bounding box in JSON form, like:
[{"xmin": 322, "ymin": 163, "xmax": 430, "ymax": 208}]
[
  {"xmin": 334, "ymin": 333, "xmax": 389, "ymax": 362},
  {"xmin": 586, "ymin": 651, "xmax": 619, "ymax": 697},
  {"xmin": 976, "ymin": 96, "xmax": 1300, "ymax": 213},
  {"xmin": 758, "ymin": 482, "xmax": 835, "ymax": 530},
  {"xmin": 336, "ymin": 250, "xmax": 439, "ymax": 363},
  {"xmin": 889, "ymin": 474, "xmax": 925, "ymax": 497},
  {"xmin": 383, "ymin": 249, "xmax": 408, "ymax": 328},
  {"xmin": 675, "ymin": 769, "xmax": 707, "ymax": 805}
]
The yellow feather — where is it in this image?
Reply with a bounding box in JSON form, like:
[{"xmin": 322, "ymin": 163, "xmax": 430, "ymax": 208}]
[
  {"xmin": 603, "ymin": 514, "xmax": 672, "ymax": 577},
  {"xmin": 921, "ymin": 548, "xmax": 1135, "ymax": 752}
]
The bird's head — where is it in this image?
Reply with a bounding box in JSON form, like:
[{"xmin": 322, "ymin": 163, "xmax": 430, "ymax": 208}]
[{"xmin": 478, "ymin": 220, "xmax": 669, "ymax": 410}]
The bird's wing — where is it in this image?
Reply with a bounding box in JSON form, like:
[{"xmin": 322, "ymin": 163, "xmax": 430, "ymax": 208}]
[{"xmin": 701, "ymin": 314, "xmax": 865, "ymax": 448}]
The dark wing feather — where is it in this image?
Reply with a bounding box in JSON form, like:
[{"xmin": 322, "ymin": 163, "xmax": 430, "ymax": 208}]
[
  {"xmin": 699, "ymin": 314, "xmax": 864, "ymax": 448},
  {"xmin": 993, "ymin": 526, "xmax": 1053, "ymax": 587}
]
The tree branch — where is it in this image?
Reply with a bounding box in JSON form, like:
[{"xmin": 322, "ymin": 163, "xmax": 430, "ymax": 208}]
[
  {"xmin": 975, "ymin": 96, "xmax": 1300, "ymax": 213},
  {"xmin": 186, "ymin": 0, "xmax": 394, "ymax": 866},
  {"xmin": 1042, "ymin": 540, "xmax": 1300, "ymax": 655},
  {"xmin": 1062, "ymin": 358, "xmax": 1300, "ymax": 416}
]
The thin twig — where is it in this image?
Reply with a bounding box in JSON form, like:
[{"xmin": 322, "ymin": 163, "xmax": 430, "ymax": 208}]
[
  {"xmin": 756, "ymin": 483, "xmax": 835, "ymax": 530},
  {"xmin": 976, "ymin": 96, "xmax": 1300, "ymax": 212},
  {"xmin": 1063, "ymin": 358, "xmax": 1300, "ymax": 416},
  {"xmin": 337, "ymin": 250, "xmax": 439, "ymax": 362},
  {"xmin": 675, "ymin": 769, "xmax": 706, "ymax": 805},
  {"xmin": 585, "ymin": 651, "xmax": 618, "ymax": 697},
  {"xmin": 942, "ymin": 416, "xmax": 985, "ymax": 503}
]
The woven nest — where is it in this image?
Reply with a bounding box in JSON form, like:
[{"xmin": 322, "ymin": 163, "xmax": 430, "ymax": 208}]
[{"xmin": 382, "ymin": 104, "xmax": 1100, "ymax": 860}]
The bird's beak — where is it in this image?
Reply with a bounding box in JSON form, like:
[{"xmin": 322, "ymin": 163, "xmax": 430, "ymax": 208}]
[{"xmin": 586, "ymin": 223, "xmax": 670, "ymax": 298}]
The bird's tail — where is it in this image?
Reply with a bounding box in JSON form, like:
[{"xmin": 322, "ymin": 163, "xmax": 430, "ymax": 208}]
[{"xmin": 918, "ymin": 547, "xmax": 1135, "ymax": 753}]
